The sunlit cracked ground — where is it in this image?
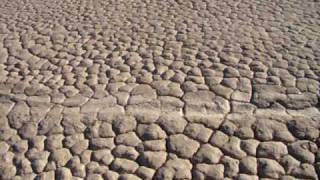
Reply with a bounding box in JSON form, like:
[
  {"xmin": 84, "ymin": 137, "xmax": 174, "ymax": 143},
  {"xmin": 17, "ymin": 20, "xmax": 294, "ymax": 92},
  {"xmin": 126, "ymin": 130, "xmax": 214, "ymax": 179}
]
[{"xmin": 0, "ymin": 0, "xmax": 319, "ymax": 179}]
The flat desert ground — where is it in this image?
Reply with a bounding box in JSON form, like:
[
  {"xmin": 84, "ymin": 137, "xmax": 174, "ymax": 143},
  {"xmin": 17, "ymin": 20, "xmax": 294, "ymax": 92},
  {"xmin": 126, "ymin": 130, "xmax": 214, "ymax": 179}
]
[{"xmin": 0, "ymin": 0, "xmax": 319, "ymax": 179}]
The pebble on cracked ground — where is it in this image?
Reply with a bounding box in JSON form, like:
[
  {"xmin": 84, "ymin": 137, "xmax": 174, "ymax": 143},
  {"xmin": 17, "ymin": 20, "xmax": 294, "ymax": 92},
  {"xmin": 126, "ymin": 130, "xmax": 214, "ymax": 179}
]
[{"xmin": 0, "ymin": 0, "xmax": 319, "ymax": 179}]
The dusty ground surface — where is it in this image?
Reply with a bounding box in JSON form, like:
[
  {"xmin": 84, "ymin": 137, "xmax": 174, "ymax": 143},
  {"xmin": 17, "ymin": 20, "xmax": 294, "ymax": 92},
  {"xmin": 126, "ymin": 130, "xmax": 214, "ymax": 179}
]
[{"xmin": 0, "ymin": 0, "xmax": 319, "ymax": 179}]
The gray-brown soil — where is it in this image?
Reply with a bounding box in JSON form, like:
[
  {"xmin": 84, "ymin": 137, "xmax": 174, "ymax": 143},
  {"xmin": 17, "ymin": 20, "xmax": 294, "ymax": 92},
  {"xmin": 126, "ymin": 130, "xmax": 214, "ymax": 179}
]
[{"xmin": 0, "ymin": 0, "xmax": 319, "ymax": 179}]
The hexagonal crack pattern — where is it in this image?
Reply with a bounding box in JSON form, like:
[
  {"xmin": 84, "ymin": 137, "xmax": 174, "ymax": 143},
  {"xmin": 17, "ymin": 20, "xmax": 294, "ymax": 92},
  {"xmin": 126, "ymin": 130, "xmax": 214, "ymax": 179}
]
[{"xmin": 0, "ymin": 0, "xmax": 319, "ymax": 179}]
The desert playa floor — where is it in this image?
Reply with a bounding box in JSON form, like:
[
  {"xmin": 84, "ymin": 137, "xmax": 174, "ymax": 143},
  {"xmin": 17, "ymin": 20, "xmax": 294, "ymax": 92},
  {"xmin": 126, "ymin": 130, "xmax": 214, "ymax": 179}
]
[{"xmin": 0, "ymin": 0, "xmax": 319, "ymax": 179}]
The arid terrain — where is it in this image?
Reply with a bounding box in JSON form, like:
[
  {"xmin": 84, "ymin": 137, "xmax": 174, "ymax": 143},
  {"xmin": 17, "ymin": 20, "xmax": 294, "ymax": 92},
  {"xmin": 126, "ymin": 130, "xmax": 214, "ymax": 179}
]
[{"xmin": 0, "ymin": 0, "xmax": 319, "ymax": 179}]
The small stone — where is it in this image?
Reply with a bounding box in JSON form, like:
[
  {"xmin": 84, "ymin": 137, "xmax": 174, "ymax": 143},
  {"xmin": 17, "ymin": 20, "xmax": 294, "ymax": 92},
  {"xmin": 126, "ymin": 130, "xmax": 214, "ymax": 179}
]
[
  {"xmin": 62, "ymin": 114, "xmax": 86, "ymax": 135},
  {"xmin": 55, "ymin": 167, "xmax": 72, "ymax": 180},
  {"xmin": 138, "ymin": 151, "xmax": 167, "ymax": 169},
  {"xmin": 126, "ymin": 104, "xmax": 160, "ymax": 124},
  {"xmin": 30, "ymin": 136, "xmax": 45, "ymax": 151},
  {"xmin": 90, "ymin": 138, "xmax": 115, "ymax": 149},
  {"xmin": 182, "ymin": 81, "xmax": 198, "ymax": 92},
  {"xmin": 36, "ymin": 170, "xmax": 55, "ymax": 180},
  {"xmin": 252, "ymin": 85, "xmax": 286, "ymax": 108},
  {"xmin": 288, "ymin": 140, "xmax": 317, "ymax": 164},
  {"xmin": 221, "ymin": 156, "xmax": 239, "ymax": 178},
  {"xmin": 12, "ymin": 140, "xmax": 28, "ymax": 153},
  {"xmin": 0, "ymin": 142, "xmax": 10, "ymax": 154},
  {"xmin": 171, "ymin": 71, "xmax": 186, "ymax": 84},
  {"xmin": 286, "ymin": 93, "xmax": 318, "ymax": 109},
  {"xmin": 92, "ymin": 149, "xmax": 114, "ymax": 165},
  {"xmin": 15, "ymin": 156, "xmax": 33, "ymax": 175},
  {"xmin": 183, "ymin": 91, "xmax": 230, "ymax": 116},
  {"xmin": 221, "ymin": 78, "xmax": 239, "ymax": 89},
  {"xmin": 31, "ymin": 159, "xmax": 48, "ymax": 174},
  {"xmin": 280, "ymin": 155, "xmax": 300, "ymax": 173},
  {"xmin": 184, "ymin": 123, "xmax": 213, "ymax": 143},
  {"xmin": 85, "ymin": 161, "xmax": 108, "ymax": 174},
  {"xmin": 0, "ymin": 164, "xmax": 16, "ymax": 179},
  {"xmin": 210, "ymin": 84, "xmax": 233, "ymax": 99},
  {"xmin": 258, "ymin": 158, "xmax": 285, "ymax": 179},
  {"xmin": 152, "ymin": 81, "xmax": 184, "ymax": 97},
  {"xmin": 38, "ymin": 105, "xmax": 64, "ymax": 135},
  {"xmin": 155, "ymin": 157, "xmax": 192, "ymax": 179},
  {"xmin": 99, "ymin": 122, "xmax": 115, "ymax": 137},
  {"xmin": 50, "ymin": 148, "xmax": 72, "ymax": 167},
  {"xmin": 220, "ymin": 121, "xmax": 238, "ymax": 135},
  {"xmin": 291, "ymin": 163, "xmax": 318, "ymax": 179},
  {"xmin": 136, "ymin": 166, "xmax": 155, "ymax": 179},
  {"xmin": 235, "ymin": 127, "xmax": 255, "ymax": 139},
  {"xmin": 71, "ymin": 139, "xmax": 89, "ymax": 155},
  {"xmin": 231, "ymin": 101, "xmax": 256, "ymax": 114},
  {"xmin": 113, "ymin": 116, "xmax": 137, "ymax": 134},
  {"xmin": 111, "ymin": 158, "xmax": 139, "ymax": 173},
  {"xmin": 220, "ymin": 53, "xmax": 239, "ymax": 66},
  {"xmin": 194, "ymin": 144, "xmax": 223, "ymax": 164},
  {"xmin": 211, "ymin": 133, "xmax": 246, "ymax": 159},
  {"xmin": 194, "ymin": 163, "xmax": 224, "ymax": 180},
  {"xmin": 63, "ymin": 94, "xmax": 89, "ymax": 107},
  {"xmin": 224, "ymin": 67, "xmax": 240, "ymax": 78},
  {"xmin": 186, "ymin": 113, "xmax": 224, "ymax": 129},
  {"xmin": 157, "ymin": 115, "xmax": 187, "ymax": 135},
  {"xmin": 210, "ymin": 131, "xmax": 229, "ymax": 147},
  {"xmin": 253, "ymin": 119, "xmax": 295, "ymax": 142},
  {"xmin": 44, "ymin": 160, "xmax": 56, "ymax": 172},
  {"xmin": 80, "ymin": 150, "xmax": 92, "ymax": 164},
  {"xmin": 257, "ymin": 141, "xmax": 288, "ymax": 160},
  {"xmin": 112, "ymin": 145, "xmax": 139, "ymax": 160},
  {"xmin": 18, "ymin": 122, "xmax": 38, "ymax": 139},
  {"xmin": 159, "ymin": 96, "xmax": 184, "ymax": 113},
  {"xmin": 288, "ymin": 117, "xmax": 319, "ymax": 141},
  {"xmin": 102, "ymin": 170, "xmax": 119, "ymax": 180},
  {"xmin": 63, "ymin": 134, "xmax": 84, "ymax": 148},
  {"xmin": 142, "ymin": 140, "xmax": 167, "ymax": 151},
  {"xmin": 240, "ymin": 156, "xmax": 257, "ymax": 175},
  {"xmin": 0, "ymin": 151, "xmax": 14, "ymax": 164},
  {"xmin": 168, "ymin": 134, "xmax": 200, "ymax": 158},
  {"xmin": 114, "ymin": 92, "xmax": 130, "ymax": 106},
  {"xmin": 250, "ymin": 61, "xmax": 268, "ymax": 72},
  {"xmin": 115, "ymin": 132, "xmax": 142, "ymax": 147},
  {"xmin": 137, "ymin": 124, "xmax": 167, "ymax": 140},
  {"xmin": 71, "ymin": 164, "xmax": 86, "ymax": 178},
  {"xmin": 130, "ymin": 84, "xmax": 157, "ymax": 100},
  {"xmin": 8, "ymin": 101, "xmax": 30, "ymax": 129},
  {"xmin": 231, "ymin": 90, "xmax": 251, "ymax": 102}
]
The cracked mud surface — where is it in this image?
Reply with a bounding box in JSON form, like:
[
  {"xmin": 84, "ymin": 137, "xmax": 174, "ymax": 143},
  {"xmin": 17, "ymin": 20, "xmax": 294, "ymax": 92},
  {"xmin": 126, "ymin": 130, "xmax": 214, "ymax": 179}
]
[{"xmin": 0, "ymin": 0, "xmax": 320, "ymax": 179}]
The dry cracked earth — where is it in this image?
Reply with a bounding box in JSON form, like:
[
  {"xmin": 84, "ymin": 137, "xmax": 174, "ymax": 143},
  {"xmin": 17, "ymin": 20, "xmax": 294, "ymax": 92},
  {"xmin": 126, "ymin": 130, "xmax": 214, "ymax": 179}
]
[{"xmin": 0, "ymin": 0, "xmax": 320, "ymax": 179}]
